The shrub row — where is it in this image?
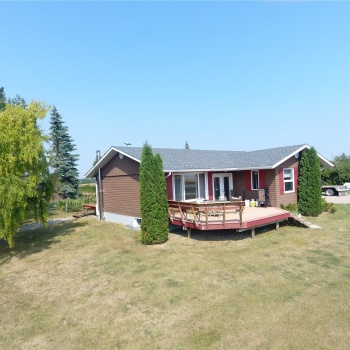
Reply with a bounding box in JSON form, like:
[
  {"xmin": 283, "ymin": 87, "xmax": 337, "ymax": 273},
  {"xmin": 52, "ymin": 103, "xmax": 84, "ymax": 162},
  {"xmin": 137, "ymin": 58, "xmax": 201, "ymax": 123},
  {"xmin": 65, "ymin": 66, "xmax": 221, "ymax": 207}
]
[
  {"xmin": 281, "ymin": 199, "xmax": 337, "ymax": 215},
  {"xmin": 49, "ymin": 196, "xmax": 96, "ymax": 213}
]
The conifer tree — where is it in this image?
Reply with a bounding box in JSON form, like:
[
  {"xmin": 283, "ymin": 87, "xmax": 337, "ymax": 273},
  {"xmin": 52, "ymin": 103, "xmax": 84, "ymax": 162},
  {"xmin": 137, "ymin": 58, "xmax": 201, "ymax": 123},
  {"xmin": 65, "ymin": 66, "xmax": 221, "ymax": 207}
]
[
  {"xmin": 49, "ymin": 106, "xmax": 79, "ymax": 198},
  {"xmin": 0, "ymin": 87, "xmax": 5, "ymax": 111},
  {"xmin": 140, "ymin": 143, "xmax": 168, "ymax": 244},
  {"xmin": 298, "ymin": 147, "xmax": 323, "ymax": 216},
  {"xmin": 153, "ymin": 153, "xmax": 169, "ymax": 242}
]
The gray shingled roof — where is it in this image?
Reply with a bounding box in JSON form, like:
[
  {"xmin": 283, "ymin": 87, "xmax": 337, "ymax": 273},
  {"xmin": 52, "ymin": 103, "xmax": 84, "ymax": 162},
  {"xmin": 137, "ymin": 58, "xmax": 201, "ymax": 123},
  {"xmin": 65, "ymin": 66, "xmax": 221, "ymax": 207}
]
[{"xmin": 114, "ymin": 144, "xmax": 307, "ymax": 171}]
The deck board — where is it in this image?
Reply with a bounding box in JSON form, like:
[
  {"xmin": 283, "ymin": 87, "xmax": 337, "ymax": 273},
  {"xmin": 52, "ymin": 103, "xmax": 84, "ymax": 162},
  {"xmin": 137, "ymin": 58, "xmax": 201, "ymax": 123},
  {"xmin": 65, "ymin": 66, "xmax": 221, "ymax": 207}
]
[{"xmin": 169, "ymin": 203, "xmax": 290, "ymax": 231}]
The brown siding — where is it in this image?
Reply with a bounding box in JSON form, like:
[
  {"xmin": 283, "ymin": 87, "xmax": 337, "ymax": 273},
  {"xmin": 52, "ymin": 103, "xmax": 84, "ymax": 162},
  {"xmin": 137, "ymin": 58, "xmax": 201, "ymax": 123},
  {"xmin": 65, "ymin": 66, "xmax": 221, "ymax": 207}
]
[
  {"xmin": 232, "ymin": 171, "xmax": 245, "ymax": 197},
  {"xmin": 101, "ymin": 155, "xmax": 141, "ymax": 218},
  {"xmin": 102, "ymin": 175, "xmax": 141, "ymax": 217},
  {"xmin": 266, "ymin": 169, "xmax": 277, "ymax": 206},
  {"xmin": 102, "ymin": 154, "xmax": 140, "ymax": 177},
  {"xmin": 275, "ymin": 157, "xmax": 299, "ymax": 207}
]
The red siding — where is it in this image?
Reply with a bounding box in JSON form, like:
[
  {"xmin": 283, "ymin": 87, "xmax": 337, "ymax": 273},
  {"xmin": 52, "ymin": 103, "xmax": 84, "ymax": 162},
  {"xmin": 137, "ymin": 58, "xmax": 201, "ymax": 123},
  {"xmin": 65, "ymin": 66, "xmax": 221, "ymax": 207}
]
[
  {"xmin": 245, "ymin": 171, "xmax": 251, "ymax": 191},
  {"xmin": 208, "ymin": 173, "xmax": 213, "ymax": 200}
]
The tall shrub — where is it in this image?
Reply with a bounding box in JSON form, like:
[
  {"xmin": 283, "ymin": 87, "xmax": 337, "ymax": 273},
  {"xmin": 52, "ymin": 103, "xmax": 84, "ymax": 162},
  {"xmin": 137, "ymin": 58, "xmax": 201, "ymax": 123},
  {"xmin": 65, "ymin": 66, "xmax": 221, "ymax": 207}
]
[
  {"xmin": 153, "ymin": 154, "xmax": 169, "ymax": 243},
  {"xmin": 298, "ymin": 147, "xmax": 323, "ymax": 216},
  {"xmin": 140, "ymin": 143, "xmax": 168, "ymax": 244}
]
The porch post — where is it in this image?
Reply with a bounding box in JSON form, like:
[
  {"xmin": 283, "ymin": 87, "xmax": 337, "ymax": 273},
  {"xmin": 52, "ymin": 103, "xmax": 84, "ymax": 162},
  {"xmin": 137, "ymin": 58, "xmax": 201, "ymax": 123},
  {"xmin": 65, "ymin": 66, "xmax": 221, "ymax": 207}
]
[
  {"xmin": 187, "ymin": 228, "xmax": 192, "ymax": 239},
  {"xmin": 251, "ymin": 228, "xmax": 255, "ymax": 239},
  {"xmin": 276, "ymin": 222, "xmax": 280, "ymax": 231}
]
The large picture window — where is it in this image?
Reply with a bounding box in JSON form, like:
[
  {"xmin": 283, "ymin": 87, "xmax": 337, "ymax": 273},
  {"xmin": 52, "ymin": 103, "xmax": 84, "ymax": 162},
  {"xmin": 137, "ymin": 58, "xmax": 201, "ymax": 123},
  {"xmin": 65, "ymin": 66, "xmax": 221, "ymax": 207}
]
[
  {"xmin": 251, "ymin": 170, "xmax": 259, "ymax": 190},
  {"xmin": 174, "ymin": 173, "xmax": 205, "ymax": 201},
  {"xmin": 283, "ymin": 168, "xmax": 294, "ymax": 193}
]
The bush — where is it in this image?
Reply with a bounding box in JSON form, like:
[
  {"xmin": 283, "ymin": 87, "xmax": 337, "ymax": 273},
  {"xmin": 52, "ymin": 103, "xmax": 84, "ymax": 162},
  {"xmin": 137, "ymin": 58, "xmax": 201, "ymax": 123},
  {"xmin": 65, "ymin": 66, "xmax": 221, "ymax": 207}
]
[
  {"xmin": 49, "ymin": 197, "xmax": 95, "ymax": 213},
  {"xmin": 321, "ymin": 198, "xmax": 337, "ymax": 213},
  {"xmin": 281, "ymin": 203, "xmax": 298, "ymax": 213}
]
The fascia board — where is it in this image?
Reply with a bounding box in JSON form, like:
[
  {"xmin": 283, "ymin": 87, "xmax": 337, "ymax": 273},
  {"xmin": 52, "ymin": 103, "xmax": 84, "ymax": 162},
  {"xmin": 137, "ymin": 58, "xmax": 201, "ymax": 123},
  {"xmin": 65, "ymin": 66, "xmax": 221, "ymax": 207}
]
[
  {"xmin": 272, "ymin": 144, "xmax": 310, "ymax": 168},
  {"xmin": 317, "ymin": 153, "xmax": 334, "ymax": 167},
  {"xmin": 163, "ymin": 166, "xmax": 275, "ymax": 173}
]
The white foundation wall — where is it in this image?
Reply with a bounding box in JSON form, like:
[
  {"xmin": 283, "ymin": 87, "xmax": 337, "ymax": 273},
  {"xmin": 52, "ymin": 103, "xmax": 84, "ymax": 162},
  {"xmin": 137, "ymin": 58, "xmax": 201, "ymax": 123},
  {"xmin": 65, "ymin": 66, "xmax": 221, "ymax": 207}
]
[{"xmin": 103, "ymin": 211, "xmax": 141, "ymax": 229}]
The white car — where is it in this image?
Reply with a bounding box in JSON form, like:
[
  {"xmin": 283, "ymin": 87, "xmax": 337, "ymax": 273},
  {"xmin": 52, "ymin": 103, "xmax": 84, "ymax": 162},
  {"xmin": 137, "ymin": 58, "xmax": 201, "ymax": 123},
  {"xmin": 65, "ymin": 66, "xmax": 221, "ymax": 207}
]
[{"xmin": 344, "ymin": 183, "xmax": 350, "ymax": 189}]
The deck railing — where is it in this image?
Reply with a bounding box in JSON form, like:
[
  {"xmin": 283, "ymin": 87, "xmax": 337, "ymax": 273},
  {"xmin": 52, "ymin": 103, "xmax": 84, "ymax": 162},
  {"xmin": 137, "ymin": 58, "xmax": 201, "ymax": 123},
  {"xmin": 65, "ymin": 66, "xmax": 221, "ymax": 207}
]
[{"xmin": 168, "ymin": 200, "xmax": 244, "ymax": 227}]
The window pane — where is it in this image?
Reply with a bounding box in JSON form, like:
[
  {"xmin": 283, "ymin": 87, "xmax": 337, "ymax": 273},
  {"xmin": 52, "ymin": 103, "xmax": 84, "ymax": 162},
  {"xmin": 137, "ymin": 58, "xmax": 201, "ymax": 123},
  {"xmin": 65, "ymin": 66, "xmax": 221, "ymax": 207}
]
[
  {"xmin": 284, "ymin": 169, "xmax": 292, "ymax": 180},
  {"xmin": 174, "ymin": 175, "xmax": 183, "ymax": 201},
  {"xmin": 285, "ymin": 181, "xmax": 293, "ymax": 192},
  {"xmin": 184, "ymin": 174, "xmax": 197, "ymax": 200},
  {"xmin": 252, "ymin": 171, "xmax": 259, "ymax": 190},
  {"xmin": 199, "ymin": 174, "xmax": 205, "ymax": 199}
]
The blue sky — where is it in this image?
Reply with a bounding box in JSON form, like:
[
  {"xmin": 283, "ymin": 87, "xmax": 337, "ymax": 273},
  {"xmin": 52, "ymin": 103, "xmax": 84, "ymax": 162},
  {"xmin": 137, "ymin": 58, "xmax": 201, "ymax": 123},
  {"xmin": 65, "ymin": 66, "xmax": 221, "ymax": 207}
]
[{"xmin": 1, "ymin": 1, "xmax": 349, "ymax": 176}]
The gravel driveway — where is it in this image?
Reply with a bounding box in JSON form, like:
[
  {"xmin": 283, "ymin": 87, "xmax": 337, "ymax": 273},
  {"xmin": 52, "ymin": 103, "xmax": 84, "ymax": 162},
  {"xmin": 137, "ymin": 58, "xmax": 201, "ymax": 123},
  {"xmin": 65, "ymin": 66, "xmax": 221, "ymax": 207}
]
[{"xmin": 323, "ymin": 194, "xmax": 350, "ymax": 204}]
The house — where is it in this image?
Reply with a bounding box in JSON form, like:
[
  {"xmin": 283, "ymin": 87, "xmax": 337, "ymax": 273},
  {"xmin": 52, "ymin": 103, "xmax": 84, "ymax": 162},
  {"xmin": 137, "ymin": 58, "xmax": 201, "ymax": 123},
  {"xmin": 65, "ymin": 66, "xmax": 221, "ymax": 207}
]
[{"xmin": 85, "ymin": 144, "xmax": 333, "ymax": 228}]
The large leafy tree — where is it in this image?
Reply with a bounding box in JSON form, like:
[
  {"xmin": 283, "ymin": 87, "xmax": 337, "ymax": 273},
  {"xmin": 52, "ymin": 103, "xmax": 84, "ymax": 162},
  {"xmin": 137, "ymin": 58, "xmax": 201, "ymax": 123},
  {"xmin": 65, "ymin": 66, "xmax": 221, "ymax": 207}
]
[
  {"xmin": 321, "ymin": 153, "xmax": 350, "ymax": 185},
  {"xmin": 0, "ymin": 101, "xmax": 54, "ymax": 247},
  {"xmin": 49, "ymin": 106, "xmax": 79, "ymax": 198},
  {"xmin": 298, "ymin": 147, "xmax": 323, "ymax": 216},
  {"xmin": 140, "ymin": 143, "xmax": 168, "ymax": 244}
]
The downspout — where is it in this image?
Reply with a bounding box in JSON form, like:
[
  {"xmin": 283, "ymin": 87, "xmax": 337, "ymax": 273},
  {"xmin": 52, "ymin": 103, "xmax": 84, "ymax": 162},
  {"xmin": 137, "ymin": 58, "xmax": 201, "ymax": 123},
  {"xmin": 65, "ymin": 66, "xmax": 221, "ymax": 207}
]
[
  {"xmin": 98, "ymin": 167, "xmax": 104, "ymax": 220},
  {"xmin": 165, "ymin": 172, "xmax": 172, "ymax": 178},
  {"xmin": 95, "ymin": 150, "xmax": 104, "ymax": 221}
]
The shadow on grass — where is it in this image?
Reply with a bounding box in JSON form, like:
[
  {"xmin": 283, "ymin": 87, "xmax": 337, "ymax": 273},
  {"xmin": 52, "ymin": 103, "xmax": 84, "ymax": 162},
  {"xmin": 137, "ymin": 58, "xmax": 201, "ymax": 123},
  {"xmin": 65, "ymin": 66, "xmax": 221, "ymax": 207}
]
[
  {"xmin": 171, "ymin": 228, "xmax": 251, "ymax": 241},
  {"xmin": 170, "ymin": 222, "xmax": 289, "ymax": 241},
  {"xmin": 0, "ymin": 219, "xmax": 88, "ymax": 265}
]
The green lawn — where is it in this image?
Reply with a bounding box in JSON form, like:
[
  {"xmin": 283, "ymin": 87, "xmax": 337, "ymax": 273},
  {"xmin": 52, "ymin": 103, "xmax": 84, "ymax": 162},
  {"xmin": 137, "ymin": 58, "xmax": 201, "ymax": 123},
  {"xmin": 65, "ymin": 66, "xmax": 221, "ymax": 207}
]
[{"xmin": 1, "ymin": 206, "xmax": 350, "ymax": 349}]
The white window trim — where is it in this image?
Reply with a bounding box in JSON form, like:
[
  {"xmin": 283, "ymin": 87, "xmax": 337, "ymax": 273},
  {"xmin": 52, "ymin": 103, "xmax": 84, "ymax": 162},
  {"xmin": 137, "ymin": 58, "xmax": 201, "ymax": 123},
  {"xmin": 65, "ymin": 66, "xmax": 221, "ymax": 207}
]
[
  {"xmin": 283, "ymin": 168, "xmax": 295, "ymax": 193},
  {"xmin": 251, "ymin": 170, "xmax": 259, "ymax": 190},
  {"xmin": 212, "ymin": 173, "xmax": 233, "ymax": 200},
  {"xmin": 172, "ymin": 172, "xmax": 206, "ymax": 201}
]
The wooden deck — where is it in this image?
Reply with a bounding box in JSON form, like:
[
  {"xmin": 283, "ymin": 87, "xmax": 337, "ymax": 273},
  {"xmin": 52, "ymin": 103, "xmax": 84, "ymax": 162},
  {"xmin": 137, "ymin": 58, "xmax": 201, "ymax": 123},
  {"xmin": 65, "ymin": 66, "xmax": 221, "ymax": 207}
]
[{"xmin": 168, "ymin": 200, "xmax": 291, "ymax": 238}]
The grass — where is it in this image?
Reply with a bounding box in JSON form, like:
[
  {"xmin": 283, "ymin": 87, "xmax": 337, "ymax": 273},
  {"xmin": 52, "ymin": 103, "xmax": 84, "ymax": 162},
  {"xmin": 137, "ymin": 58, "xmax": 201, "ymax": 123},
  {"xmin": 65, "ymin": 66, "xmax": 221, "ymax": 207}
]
[{"xmin": 1, "ymin": 205, "xmax": 350, "ymax": 349}]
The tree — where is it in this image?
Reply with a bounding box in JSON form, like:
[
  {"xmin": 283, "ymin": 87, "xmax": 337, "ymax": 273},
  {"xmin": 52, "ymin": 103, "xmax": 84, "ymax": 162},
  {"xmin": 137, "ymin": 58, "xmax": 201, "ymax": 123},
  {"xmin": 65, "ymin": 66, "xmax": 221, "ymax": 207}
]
[
  {"xmin": 185, "ymin": 141, "xmax": 190, "ymax": 149},
  {"xmin": 0, "ymin": 102, "xmax": 54, "ymax": 247},
  {"xmin": 298, "ymin": 147, "xmax": 323, "ymax": 216},
  {"xmin": 0, "ymin": 87, "xmax": 5, "ymax": 111},
  {"xmin": 321, "ymin": 153, "xmax": 350, "ymax": 185},
  {"xmin": 7, "ymin": 94, "xmax": 27, "ymax": 108},
  {"xmin": 140, "ymin": 143, "xmax": 168, "ymax": 244},
  {"xmin": 49, "ymin": 106, "xmax": 79, "ymax": 198},
  {"xmin": 153, "ymin": 153, "xmax": 169, "ymax": 242}
]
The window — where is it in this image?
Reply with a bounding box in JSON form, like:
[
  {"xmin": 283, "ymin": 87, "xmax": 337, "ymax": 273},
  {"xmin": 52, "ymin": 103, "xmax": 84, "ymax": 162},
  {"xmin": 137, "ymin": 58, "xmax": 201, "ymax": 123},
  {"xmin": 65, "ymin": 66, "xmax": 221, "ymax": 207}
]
[
  {"xmin": 283, "ymin": 168, "xmax": 294, "ymax": 192},
  {"xmin": 174, "ymin": 173, "xmax": 205, "ymax": 201},
  {"xmin": 251, "ymin": 170, "xmax": 259, "ymax": 190}
]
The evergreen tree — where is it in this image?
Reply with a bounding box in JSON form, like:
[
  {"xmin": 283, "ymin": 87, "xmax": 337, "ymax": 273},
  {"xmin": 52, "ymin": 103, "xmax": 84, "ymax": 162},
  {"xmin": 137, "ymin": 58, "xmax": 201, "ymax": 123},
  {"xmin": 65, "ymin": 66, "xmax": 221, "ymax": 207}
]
[
  {"xmin": 140, "ymin": 143, "xmax": 168, "ymax": 244},
  {"xmin": 7, "ymin": 94, "xmax": 28, "ymax": 108},
  {"xmin": 185, "ymin": 141, "xmax": 190, "ymax": 149},
  {"xmin": 298, "ymin": 147, "xmax": 323, "ymax": 216},
  {"xmin": 49, "ymin": 106, "xmax": 79, "ymax": 198},
  {"xmin": 0, "ymin": 87, "xmax": 6, "ymax": 111},
  {"xmin": 153, "ymin": 153, "xmax": 169, "ymax": 243}
]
